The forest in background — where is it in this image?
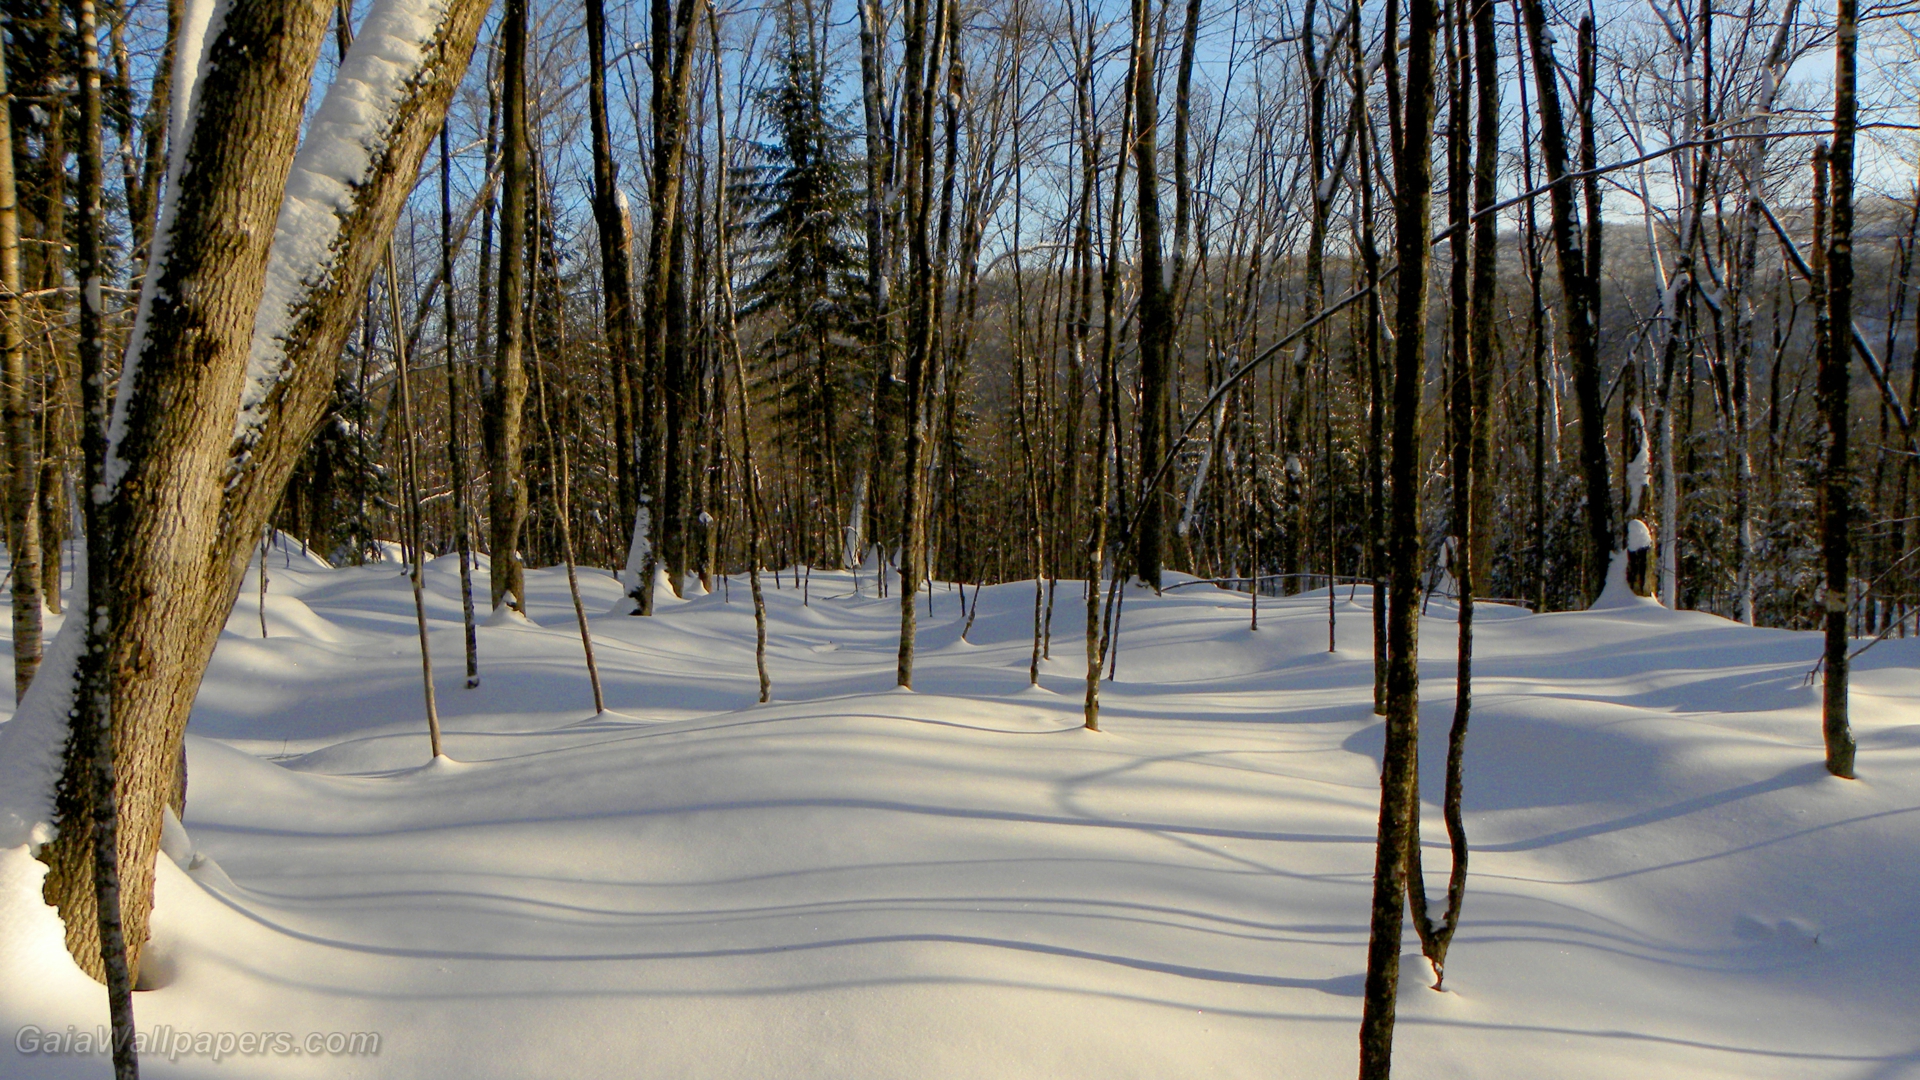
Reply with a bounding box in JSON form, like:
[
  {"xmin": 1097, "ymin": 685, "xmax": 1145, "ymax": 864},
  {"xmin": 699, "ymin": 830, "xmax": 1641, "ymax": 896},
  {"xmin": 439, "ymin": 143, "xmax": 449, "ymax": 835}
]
[
  {"xmin": 1, "ymin": 0, "xmax": 1910, "ymax": 1072},
  {"xmin": 7, "ymin": 0, "xmax": 1919, "ymax": 633}
]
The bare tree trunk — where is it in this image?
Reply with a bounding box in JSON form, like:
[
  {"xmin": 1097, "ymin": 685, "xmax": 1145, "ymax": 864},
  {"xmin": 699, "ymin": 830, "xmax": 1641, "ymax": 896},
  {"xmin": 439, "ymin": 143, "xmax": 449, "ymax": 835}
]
[
  {"xmin": 895, "ymin": 0, "xmax": 951, "ymax": 688},
  {"xmin": 37, "ymin": 0, "xmax": 489, "ymax": 981},
  {"xmin": 1351, "ymin": 7, "xmax": 1385, "ymax": 714},
  {"xmin": 1519, "ymin": 0, "xmax": 1611, "ymax": 600},
  {"xmin": 127, "ymin": 0, "xmax": 180, "ymax": 278},
  {"xmin": 527, "ymin": 222, "xmax": 604, "ymax": 715},
  {"xmin": 1081, "ymin": 0, "xmax": 1121, "ymax": 731},
  {"xmin": 1465, "ymin": 0, "xmax": 1497, "ymax": 594},
  {"xmin": 72, "ymin": 0, "xmax": 139, "ymax": 1067},
  {"xmin": 0, "ymin": 32, "xmax": 42, "ymax": 702},
  {"xmin": 387, "ymin": 248, "xmax": 444, "ymax": 757},
  {"xmin": 1359, "ymin": 0, "xmax": 1435, "ymax": 1067},
  {"xmin": 586, "ymin": 0, "xmax": 641, "ymax": 583},
  {"xmin": 710, "ymin": 3, "xmax": 769, "ymax": 701},
  {"xmin": 1821, "ymin": 2, "xmax": 1859, "ymax": 778},
  {"xmin": 1131, "ymin": 0, "xmax": 1171, "ymax": 590},
  {"xmin": 854, "ymin": 0, "xmax": 894, "ymax": 572},
  {"xmin": 1407, "ymin": 0, "xmax": 1484, "ymax": 988},
  {"xmin": 442, "ymin": 125, "xmax": 479, "ymax": 688},
  {"xmin": 487, "ymin": 0, "xmax": 530, "ymax": 615},
  {"xmin": 639, "ymin": 0, "xmax": 705, "ymax": 609}
]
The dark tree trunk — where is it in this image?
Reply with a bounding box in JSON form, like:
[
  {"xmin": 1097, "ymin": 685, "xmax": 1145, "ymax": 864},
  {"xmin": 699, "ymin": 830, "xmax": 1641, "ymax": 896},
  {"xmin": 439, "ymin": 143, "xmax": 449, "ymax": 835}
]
[
  {"xmin": 442, "ymin": 125, "xmax": 479, "ymax": 688},
  {"xmin": 487, "ymin": 0, "xmax": 531, "ymax": 614},
  {"xmin": 0, "ymin": 32, "xmax": 42, "ymax": 702},
  {"xmin": 1407, "ymin": 0, "xmax": 1481, "ymax": 989},
  {"xmin": 639, "ymin": 0, "xmax": 704, "ymax": 610},
  {"xmin": 1519, "ymin": 0, "xmax": 1611, "ymax": 600},
  {"xmin": 586, "ymin": 0, "xmax": 641, "ymax": 568},
  {"xmin": 71, "ymin": 0, "xmax": 139, "ymax": 1068},
  {"xmin": 1358, "ymin": 0, "xmax": 1436, "ymax": 1069},
  {"xmin": 894, "ymin": 0, "xmax": 950, "ymax": 687},
  {"xmin": 1821, "ymin": 2, "xmax": 1859, "ymax": 778},
  {"xmin": 1130, "ymin": 0, "xmax": 1171, "ymax": 590}
]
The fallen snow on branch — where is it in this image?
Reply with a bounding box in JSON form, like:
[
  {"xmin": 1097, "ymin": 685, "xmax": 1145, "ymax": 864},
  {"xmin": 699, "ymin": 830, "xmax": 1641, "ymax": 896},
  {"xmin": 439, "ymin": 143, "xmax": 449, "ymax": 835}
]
[{"xmin": 234, "ymin": 0, "xmax": 452, "ymax": 459}]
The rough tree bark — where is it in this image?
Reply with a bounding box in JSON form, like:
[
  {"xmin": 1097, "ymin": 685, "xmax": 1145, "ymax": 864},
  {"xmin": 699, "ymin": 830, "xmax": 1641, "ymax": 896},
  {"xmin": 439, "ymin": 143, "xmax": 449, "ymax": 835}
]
[{"xmin": 37, "ymin": 0, "xmax": 490, "ymax": 982}]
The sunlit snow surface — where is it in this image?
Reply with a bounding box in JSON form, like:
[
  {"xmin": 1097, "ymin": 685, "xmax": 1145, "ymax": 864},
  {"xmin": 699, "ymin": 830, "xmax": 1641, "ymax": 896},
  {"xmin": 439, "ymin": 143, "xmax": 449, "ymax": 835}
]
[{"xmin": 3, "ymin": 552, "xmax": 1918, "ymax": 1078}]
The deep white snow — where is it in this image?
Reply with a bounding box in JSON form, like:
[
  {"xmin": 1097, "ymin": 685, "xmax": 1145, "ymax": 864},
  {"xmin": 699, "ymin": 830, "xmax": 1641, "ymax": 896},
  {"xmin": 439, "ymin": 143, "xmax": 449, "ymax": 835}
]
[{"xmin": 2, "ymin": 554, "xmax": 1917, "ymax": 1078}]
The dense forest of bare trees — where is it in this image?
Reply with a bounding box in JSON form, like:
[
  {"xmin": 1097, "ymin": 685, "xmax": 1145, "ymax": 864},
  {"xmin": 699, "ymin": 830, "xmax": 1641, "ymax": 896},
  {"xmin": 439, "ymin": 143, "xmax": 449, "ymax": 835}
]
[{"xmin": 4, "ymin": 0, "xmax": 1915, "ymax": 1071}]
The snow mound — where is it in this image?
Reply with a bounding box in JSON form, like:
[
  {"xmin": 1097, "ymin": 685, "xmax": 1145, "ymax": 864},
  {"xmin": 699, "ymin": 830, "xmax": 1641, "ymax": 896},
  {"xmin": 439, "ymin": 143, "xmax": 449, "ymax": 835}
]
[
  {"xmin": 222, "ymin": 590, "xmax": 350, "ymax": 643},
  {"xmin": 2, "ymin": 562, "xmax": 1915, "ymax": 1079},
  {"xmin": 1590, "ymin": 547, "xmax": 1667, "ymax": 611}
]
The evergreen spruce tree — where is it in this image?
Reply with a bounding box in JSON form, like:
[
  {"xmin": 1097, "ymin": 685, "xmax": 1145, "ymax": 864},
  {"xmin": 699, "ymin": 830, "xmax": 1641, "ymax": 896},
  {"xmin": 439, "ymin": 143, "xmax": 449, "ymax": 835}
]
[{"xmin": 737, "ymin": 28, "xmax": 865, "ymax": 555}]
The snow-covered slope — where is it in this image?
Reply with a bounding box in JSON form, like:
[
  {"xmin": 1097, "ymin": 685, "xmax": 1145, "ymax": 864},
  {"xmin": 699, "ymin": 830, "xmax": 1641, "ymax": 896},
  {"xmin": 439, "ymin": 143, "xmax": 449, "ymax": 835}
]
[{"xmin": 2, "ymin": 558, "xmax": 1916, "ymax": 1078}]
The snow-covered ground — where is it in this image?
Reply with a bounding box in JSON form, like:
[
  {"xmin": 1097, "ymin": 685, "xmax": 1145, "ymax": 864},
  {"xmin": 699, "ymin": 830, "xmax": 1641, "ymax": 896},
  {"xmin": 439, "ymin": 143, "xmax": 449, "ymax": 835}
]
[{"xmin": 3, "ymin": 550, "xmax": 1918, "ymax": 1078}]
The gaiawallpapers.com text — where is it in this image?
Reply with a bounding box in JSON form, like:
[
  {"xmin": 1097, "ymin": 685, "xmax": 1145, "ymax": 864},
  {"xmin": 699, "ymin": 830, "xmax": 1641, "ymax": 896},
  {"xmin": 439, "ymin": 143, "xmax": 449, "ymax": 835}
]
[{"xmin": 14, "ymin": 1024, "xmax": 381, "ymax": 1063}]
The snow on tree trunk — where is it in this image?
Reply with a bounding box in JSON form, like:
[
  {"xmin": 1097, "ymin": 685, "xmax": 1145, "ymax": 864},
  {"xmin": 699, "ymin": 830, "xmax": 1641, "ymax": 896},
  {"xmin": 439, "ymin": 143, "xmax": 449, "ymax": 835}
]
[{"xmin": 31, "ymin": 0, "xmax": 491, "ymax": 984}]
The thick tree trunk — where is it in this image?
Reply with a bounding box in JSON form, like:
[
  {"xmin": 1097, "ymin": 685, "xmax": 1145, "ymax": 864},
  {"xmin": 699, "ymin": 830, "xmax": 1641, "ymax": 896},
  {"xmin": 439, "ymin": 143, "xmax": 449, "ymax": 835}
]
[
  {"xmin": 38, "ymin": 0, "xmax": 489, "ymax": 982},
  {"xmin": 1466, "ymin": 0, "xmax": 1497, "ymax": 595},
  {"xmin": 40, "ymin": 0, "xmax": 340, "ymax": 983}
]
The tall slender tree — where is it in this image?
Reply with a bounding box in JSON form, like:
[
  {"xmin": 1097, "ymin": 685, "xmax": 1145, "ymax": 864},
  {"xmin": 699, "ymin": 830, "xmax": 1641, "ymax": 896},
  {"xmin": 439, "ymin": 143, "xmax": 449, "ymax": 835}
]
[
  {"xmin": 486, "ymin": 0, "xmax": 531, "ymax": 615},
  {"xmin": 1821, "ymin": 0, "xmax": 1859, "ymax": 778},
  {"xmin": 1358, "ymin": 0, "xmax": 1437, "ymax": 1068}
]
